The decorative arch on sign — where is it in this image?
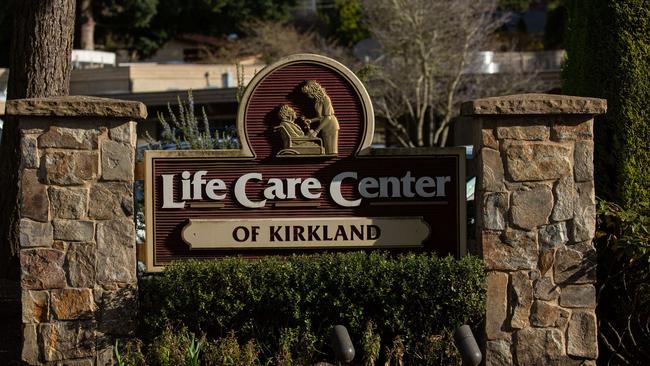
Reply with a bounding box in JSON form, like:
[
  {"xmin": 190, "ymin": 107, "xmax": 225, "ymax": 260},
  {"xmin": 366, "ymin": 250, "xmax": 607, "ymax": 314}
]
[{"xmin": 236, "ymin": 54, "xmax": 375, "ymax": 159}]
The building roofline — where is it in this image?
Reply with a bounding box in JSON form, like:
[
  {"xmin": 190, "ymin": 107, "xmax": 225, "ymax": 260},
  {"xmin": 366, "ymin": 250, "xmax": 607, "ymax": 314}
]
[{"xmin": 93, "ymin": 87, "xmax": 239, "ymax": 107}]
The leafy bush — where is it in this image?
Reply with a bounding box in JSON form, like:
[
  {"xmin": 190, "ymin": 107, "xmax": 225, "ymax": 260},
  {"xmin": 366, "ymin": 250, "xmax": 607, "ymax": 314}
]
[
  {"xmin": 202, "ymin": 331, "xmax": 260, "ymax": 366},
  {"xmin": 116, "ymin": 328, "xmax": 261, "ymax": 366},
  {"xmin": 146, "ymin": 326, "xmax": 203, "ymax": 366},
  {"xmin": 139, "ymin": 252, "xmax": 486, "ymax": 365},
  {"xmin": 595, "ymin": 199, "xmax": 650, "ymax": 364},
  {"xmin": 115, "ymin": 339, "xmax": 146, "ymax": 366}
]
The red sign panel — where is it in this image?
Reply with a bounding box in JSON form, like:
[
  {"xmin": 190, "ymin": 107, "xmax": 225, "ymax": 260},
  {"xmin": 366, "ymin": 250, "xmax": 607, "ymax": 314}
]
[{"xmin": 144, "ymin": 54, "xmax": 465, "ymax": 271}]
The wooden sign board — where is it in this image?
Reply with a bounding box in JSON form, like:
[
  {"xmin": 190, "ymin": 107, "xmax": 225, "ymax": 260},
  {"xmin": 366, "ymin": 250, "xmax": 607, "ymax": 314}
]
[{"xmin": 144, "ymin": 54, "xmax": 466, "ymax": 271}]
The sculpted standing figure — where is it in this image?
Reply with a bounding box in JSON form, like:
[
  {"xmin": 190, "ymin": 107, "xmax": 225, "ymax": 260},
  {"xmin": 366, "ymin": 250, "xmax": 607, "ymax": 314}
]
[{"xmin": 302, "ymin": 80, "xmax": 340, "ymax": 154}]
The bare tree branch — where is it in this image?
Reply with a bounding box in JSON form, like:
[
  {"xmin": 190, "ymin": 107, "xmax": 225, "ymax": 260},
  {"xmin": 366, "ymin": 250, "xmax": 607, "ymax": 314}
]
[{"xmin": 360, "ymin": 0, "xmax": 548, "ymax": 147}]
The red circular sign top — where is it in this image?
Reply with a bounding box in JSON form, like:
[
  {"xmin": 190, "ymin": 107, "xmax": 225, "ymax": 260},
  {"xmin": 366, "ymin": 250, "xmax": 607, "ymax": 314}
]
[{"xmin": 238, "ymin": 55, "xmax": 374, "ymax": 161}]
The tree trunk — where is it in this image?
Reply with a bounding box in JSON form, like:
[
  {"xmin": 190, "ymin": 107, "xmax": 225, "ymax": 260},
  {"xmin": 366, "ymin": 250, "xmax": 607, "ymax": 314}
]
[
  {"xmin": 78, "ymin": 0, "xmax": 95, "ymax": 50},
  {"xmin": 0, "ymin": 0, "xmax": 75, "ymax": 279},
  {"xmin": 7, "ymin": 0, "xmax": 76, "ymax": 99}
]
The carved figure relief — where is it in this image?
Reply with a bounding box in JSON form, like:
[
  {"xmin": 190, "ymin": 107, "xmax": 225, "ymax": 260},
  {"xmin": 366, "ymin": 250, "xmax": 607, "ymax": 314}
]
[
  {"xmin": 274, "ymin": 104, "xmax": 324, "ymax": 156},
  {"xmin": 301, "ymin": 80, "xmax": 339, "ymax": 154},
  {"xmin": 273, "ymin": 80, "xmax": 339, "ymax": 157}
]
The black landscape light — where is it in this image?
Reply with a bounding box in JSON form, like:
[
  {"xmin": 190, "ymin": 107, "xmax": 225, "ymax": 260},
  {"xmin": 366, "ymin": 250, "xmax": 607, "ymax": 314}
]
[
  {"xmin": 331, "ymin": 325, "xmax": 355, "ymax": 364},
  {"xmin": 454, "ymin": 325, "xmax": 482, "ymax": 366}
]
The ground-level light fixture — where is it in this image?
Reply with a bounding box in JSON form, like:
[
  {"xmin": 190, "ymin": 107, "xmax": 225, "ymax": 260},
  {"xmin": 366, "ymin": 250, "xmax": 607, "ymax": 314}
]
[
  {"xmin": 454, "ymin": 324, "xmax": 482, "ymax": 366},
  {"xmin": 331, "ymin": 324, "xmax": 355, "ymax": 364}
]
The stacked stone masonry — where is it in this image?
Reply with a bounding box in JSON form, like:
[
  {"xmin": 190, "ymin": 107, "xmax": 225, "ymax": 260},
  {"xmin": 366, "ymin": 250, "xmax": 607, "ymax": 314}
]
[
  {"xmin": 9, "ymin": 96, "xmax": 146, "ymax": 366},
  {"xmin": 463, "ymin": 94, "xmax": 606, "ymax": 366}
]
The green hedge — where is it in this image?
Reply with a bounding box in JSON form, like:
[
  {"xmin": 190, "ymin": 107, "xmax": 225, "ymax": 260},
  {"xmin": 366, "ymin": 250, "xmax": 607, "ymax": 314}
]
[
  {"xmin": 139, "ymin": 252, "xmax": 486, "ymax": 365},
  {"xmin": 562, "ymin": 0, "xmax": 650, "ymax": 209}
]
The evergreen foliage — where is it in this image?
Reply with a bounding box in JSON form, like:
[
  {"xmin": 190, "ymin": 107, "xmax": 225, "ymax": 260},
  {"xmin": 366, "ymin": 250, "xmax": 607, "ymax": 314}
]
[
  {"xmin": 0, "ymin": 1, "xmax": 11, "ymax": 67},
  {"xmin": 318, "ymin": 0, "xmax": 369, "ymax": 47},
  {"xmin": 134, "ymin": 0, "xmax": 299, "ymax": 58},
  {"xmin": 92, "ymin": 0, "xmax": 159, "ymax": 51},
  {"xmin": 139, "ymin": 252, "xmax": 486, "ymax": 365},
  {"xmin": 0, "ymin": 0, "xmax": 300, "ymax": 64},
  {"xmin": 563, "ymin": 0, "xmax": 650, "ymax": 209},
  {"xmin": 498, "ymin": 0, "xmax": 531, "ymax": 12}
]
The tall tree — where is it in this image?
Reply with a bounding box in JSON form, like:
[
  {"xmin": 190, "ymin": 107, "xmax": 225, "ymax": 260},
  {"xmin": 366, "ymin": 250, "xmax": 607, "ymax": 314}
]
[
  {"xmin": 361, "ymin": 0, "xmax": 543, "ymax": 147},
  {"xmin": 232, "ymin": 20, "xmax": 349, "ymax": 65},
  {"xmin": 77, "ymin": 0, "xmax": 95, "ymax": 50},
  {"xmin": 563, "ymin": 0, "xmax": 649, "ymax": 209},
  {"xmin": 498, "ymin": 0, "xmax": 531, "ymax": 12},
  {"xmin": 0, "ymin": 0, "xmax": 76, "ymax": 278},
  {"xmin": 132, "ymin": 0, "xmax": 297, "ymax": 58},
  {"xmin": 563, "ymin": 2, "xmax": 649, "ymax": 364},
  {"xmin": 318, "ymin": 0, "xmax": 369, "ymax": 47},
  {"xmin": 0, "ymin": 2, "xmax": 11, "ymax": 68},
  {"xmin": 17, "ymin": 0, "xmax": 297, "ymax": 61},
  {"xmin": 7, "ymin": 0, "xmax": 75, "ymax": 99},
  {"xmin": 73, "ymin": 0, "xmax": 159, "ymax": 51}
]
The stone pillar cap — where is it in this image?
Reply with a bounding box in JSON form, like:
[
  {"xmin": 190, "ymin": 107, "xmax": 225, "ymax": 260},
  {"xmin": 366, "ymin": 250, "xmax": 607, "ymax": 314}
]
[
  {"xmin": 461, "ymin": 93, "xmax": 607, "ymax": 116},
  {"xmin": 6, "ymin": 95, "xmax": 147, "ymax": 120}
]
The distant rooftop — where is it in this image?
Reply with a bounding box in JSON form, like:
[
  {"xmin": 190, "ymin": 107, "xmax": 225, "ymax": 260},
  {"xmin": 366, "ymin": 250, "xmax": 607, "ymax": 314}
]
[
  {"xmin": 71, "ymin": 63, "xmax": 263, "ymax": 95},
  {"xmin": 71, "ymin": 50, "xmax": 116, "ymax": 69},
  {"xmin": 0, "ymin": 62, "xmax": 263, "ymax": 99}
]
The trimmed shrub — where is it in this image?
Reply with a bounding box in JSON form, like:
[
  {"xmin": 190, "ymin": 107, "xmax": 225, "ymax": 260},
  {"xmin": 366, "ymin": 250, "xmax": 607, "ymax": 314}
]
[
  {"xmin": 139, "ymin": 252, "xmax": 485, "ymax": 365},
  {"xmin": 562, "ymin": 0, "xmax": 650, "ymax": 209}
]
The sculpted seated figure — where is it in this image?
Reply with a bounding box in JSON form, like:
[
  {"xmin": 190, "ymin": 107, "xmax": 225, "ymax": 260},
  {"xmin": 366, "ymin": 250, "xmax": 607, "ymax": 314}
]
[{"xmin": 274, "ymin": 104, "xmax": 324, "ymax": 156}]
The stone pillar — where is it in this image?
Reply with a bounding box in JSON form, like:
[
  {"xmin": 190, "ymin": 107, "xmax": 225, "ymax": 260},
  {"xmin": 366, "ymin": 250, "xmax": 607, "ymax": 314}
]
[
  {"xmin": 6, "ymin": 96, "xmax": 147, "ymax": 365},
  {"xmin": 461, "ymin": 94, "xmax": 607, "ymax": 366}
]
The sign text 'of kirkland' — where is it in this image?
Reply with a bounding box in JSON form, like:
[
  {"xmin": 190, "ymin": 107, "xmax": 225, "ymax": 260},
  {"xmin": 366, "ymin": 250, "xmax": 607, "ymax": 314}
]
[{"xmin": 144, "ymin": 53, "xmax": 466, "ymax": 271}]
